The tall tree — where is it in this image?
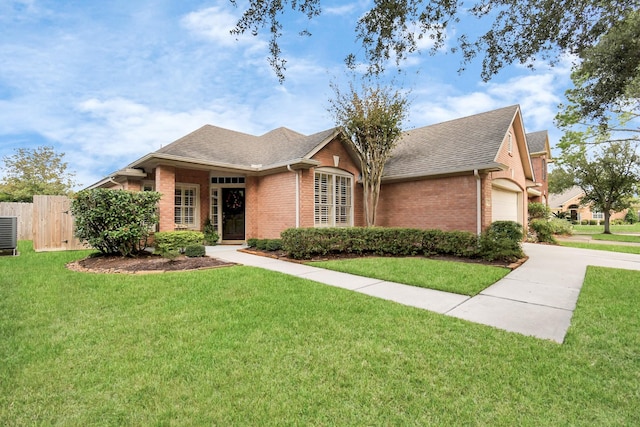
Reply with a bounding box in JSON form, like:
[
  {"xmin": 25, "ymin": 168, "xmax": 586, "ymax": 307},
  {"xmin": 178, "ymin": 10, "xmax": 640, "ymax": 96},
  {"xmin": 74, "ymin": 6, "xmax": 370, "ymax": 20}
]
[
  {"xmin": 328, "ymin": 80, "xmax": 408, "ymax": 226},
  {"xmin": 229, "ymin": 0, "xmax": 636, "ymax": 81},
  {"xmin": 561, "ymin": 10, "xmax": 640, "ymax": 125},
  {"xmin": 554, "ymin": 140, "xmax": 640, "ymax": 234},
  {"xmin": 0, "ymin": 146, "xmax": 77, "ymax": 202}
]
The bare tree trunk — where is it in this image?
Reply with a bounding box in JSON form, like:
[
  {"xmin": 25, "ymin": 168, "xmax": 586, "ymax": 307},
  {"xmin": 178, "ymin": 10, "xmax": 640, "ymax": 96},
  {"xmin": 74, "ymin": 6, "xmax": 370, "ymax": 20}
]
[{"xmin": 603, "ymin": 210, "xmax": 611, "ymax": 234}]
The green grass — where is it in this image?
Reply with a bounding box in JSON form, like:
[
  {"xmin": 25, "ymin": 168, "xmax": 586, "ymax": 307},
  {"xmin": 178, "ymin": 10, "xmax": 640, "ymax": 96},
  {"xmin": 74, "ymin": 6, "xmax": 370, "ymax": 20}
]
[
  {"xmin": 591, "ymin": 233, "xmax": 640, "ymax": 243},
  {"xmin": 2, "ymin": 241, "xmax": 640, "ymax": 425},
  {"xmin": 559, "ymin": 241, "xmax": 640, "ymax": 255},
  {"xmin": 572, "ymin": 223, "xmax": 640, "ymax": 234},
  {"xmin": 309, "ymin": 257, "xmax": 509, "ymax": 296}
]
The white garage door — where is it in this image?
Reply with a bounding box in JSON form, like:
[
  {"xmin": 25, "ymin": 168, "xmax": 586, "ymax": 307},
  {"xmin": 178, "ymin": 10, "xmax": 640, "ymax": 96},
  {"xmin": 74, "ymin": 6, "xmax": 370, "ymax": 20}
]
[{"xmin": 492, "ymin": 187, "xmax": 519, "ymax": 222}]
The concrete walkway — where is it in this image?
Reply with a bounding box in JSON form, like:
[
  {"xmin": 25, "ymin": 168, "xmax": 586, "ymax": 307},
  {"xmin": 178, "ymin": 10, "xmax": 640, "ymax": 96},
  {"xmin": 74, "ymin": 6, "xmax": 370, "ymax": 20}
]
[{"xmin": 207, "ymin": 243, "xmax": 640, "ymax": 343}]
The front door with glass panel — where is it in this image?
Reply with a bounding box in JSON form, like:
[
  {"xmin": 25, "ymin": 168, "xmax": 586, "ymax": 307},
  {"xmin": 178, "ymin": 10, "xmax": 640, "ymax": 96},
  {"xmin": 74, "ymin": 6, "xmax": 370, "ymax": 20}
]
[{"xmin": 222, "ymin": 188, "xmax": 245, "ymax": 240}]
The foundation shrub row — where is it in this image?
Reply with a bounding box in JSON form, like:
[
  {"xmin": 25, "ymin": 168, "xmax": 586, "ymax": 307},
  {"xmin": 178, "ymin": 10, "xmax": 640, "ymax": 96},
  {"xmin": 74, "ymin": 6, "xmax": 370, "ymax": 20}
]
[{"xmin": 279, "ymin": 222, "xmax": 524, "ymax": 262}]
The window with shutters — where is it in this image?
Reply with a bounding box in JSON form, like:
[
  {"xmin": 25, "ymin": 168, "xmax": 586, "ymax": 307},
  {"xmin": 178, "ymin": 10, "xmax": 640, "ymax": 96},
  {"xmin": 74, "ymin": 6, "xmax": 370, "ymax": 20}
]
[
  {"xmin": 314, "ymin": 170, "xmax": 352, "ymax": 227},
  {"xmin": 174, "ymin": 184, "xmax": 199, "ymax": 228}
]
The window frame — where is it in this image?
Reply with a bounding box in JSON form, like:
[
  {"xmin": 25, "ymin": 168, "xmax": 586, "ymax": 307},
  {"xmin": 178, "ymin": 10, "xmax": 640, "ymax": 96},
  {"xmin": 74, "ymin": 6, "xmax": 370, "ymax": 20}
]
[
  {"xmin": 174, "ymin": 183, "xmax": 200, "ymax": 229},
  {"xmin": 314, "ymin": 168, "xmax": 353, "ymax": 228}
]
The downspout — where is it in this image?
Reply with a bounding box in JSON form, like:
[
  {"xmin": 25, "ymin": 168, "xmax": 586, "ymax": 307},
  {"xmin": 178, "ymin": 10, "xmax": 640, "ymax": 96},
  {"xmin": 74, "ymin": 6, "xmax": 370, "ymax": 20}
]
[
  {"xmin": 287, "ymin": 165, "xmax": 300, "ymax": 228},
  {"xmin": 474, "ymin": 169, "xmax": 481, "ymax": 235}
]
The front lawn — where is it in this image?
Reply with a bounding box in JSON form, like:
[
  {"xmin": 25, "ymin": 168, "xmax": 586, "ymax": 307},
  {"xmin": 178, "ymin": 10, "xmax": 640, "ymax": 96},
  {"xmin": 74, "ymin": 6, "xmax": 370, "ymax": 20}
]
[
  {"xmin": 572, "ymin": 223, "xmax": 640, "ymax": 234},
  {"xmin": 309, "ymin": 257, "xmax": 509, "ymax": 296},
  {"xmin": 559, "ymin": 241, "xmax": 640, "ymax": 255},
  {"xmin": 2, "ymin": 242, "xmax": 639, "ymax": 425},
  {"xmin": 591, "ymin": 233, "xmax": 640, "ymax": 243}
]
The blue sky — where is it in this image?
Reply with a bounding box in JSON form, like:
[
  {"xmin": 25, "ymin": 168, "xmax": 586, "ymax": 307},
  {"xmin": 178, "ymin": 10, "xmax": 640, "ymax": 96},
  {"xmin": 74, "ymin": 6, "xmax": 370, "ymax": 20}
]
[{"xmin": 0, "ymin": 0, "xmax": 574, "ymax": 188}]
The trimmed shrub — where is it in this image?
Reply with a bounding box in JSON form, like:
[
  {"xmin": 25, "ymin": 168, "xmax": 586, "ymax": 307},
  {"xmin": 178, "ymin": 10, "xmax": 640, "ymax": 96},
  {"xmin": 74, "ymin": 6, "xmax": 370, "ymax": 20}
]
[
  {"xmin": 528, "ymin": 202, "xmax": 550, "ymax": 220},
  {"xmin": 588, "ymin": 219, "xmax": 598, "ymax": 225},
  {"xmin": 154, "ymin": 231, "xmax": 204, "ymax": 256},
  {"xmin": 246, "ymin": 238, "xmax": 259, "ymax": 248},
  {"xmin": 549, "ymin": 218, "xmax": 573, "ymax": 235},
  {"xmin": 624, "ymin": 209, "xmax": 638, "ymax": 224},
  {"xmin": 281, "ymin": 227, "xmax": 481, "ymax": 260},
  {"xmin": 478, "ymin": 221, "xmax": 524, "ymax": 262},
  {"xmin": 266, "ymin": 239, "xmax": 283, "ymax": 251},
  {"xmin": 255, "ymin": 239, "xmax": 269, "ymax": 250},
  {"xmin": 530, "ymin": 219, "xmax": 557, "ymax": 243},
  {"xmin": 203, "ymin": 219, "xmax": 219, "ymax": 245},
  {"xmin": 185, "ymin": 244, "xmax": 206, "ymax": 257},
  {"xmin": 72, "ymin": 188, "xmax": 161, "ymax": 256}
]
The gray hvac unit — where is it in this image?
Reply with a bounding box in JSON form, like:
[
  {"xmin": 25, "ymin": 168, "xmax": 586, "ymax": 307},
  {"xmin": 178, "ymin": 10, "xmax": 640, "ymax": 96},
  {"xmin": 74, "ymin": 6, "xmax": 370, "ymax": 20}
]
[{"xmin": 0, "ymin": 216, "xmax": 18, "ymax": 255}]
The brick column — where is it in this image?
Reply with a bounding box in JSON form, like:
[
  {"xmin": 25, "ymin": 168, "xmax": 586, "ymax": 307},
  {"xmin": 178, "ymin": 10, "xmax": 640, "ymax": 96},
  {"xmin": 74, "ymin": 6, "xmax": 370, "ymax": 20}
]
[{"xmin": 155, "ymin": 165, "xmax": 176, "ymax": 232}]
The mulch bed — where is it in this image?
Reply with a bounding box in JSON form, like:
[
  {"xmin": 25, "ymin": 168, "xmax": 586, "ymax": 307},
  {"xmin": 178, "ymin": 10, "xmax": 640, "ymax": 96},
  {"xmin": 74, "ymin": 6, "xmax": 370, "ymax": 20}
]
[{"xmin": 67, "ymin": 251, "xmax": 235, "ymax": 274}]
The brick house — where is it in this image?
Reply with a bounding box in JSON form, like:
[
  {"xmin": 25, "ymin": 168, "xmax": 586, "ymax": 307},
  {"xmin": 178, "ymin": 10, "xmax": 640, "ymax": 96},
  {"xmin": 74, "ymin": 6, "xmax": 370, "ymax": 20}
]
[
  {"xmin": 89, "ymin": 105, "xmax": 550, "ymax": 242},
  {"xmin": 526, "ymin": 130, "xmax": 552, "ymax": 205},
  {"xmin": 549, "ymin": 186, "xmax": 627, "ymax": 223}
]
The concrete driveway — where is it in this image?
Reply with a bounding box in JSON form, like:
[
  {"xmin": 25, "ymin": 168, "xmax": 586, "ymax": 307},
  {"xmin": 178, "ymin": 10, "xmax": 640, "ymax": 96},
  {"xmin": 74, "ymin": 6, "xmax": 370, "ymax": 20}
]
[{"xmin": 447, "ymin": 243, "xmax": 640, "ymax": 342}]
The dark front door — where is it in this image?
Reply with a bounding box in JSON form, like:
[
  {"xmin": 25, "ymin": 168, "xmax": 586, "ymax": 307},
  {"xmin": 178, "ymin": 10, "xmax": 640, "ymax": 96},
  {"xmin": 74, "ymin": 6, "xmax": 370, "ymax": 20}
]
[{"xmin": 222, "ymin": 188, "xmax": 245, "ymax": 240}]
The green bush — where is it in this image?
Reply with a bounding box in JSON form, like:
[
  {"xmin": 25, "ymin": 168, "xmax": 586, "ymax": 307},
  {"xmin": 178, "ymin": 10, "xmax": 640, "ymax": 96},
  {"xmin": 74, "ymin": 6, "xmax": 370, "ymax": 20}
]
[
  {"xmin": 624, "ymin": 209, "xmax": 639, "ymax": 224},
  {"xmin": 154, "ymin": 231, "xmax": 204, "ymax": 256},
  {"xmin": 255, "ymin": 239, "xmax": 269, "ymax": 250},
  {"xmin": 549, "ymin": 218, "xmax": 573, "ymax": 235},
  {"xmin": 246, "ymin": 238, "xmax": 258, "ymax": 248},
  {"xmin": 266, "ymin": 239, "xmax": 283, "ymax": 251},
  {"xmin": 528, "ymin": 202, "xmax": 550, "ymax": 220},
  {"xmin": 487, "ymin": 221, "xmax": 523, "ymax": 241},
  {"xmin": 203, "ymin": 219, "xmax": 219, "ymax": 245},
  {"xmin": 612, "ymin": 218, "xmax": 625, "ymax": 225},
  {"xmin": 478, "ymin": 221, "xmax": 524, "ymax": 262},
  {"xmin": 72, "ymin": 188, "xmax": 161, "ymax": 256},
  {"xmin": 588, "ymin": 219, "xmax": 598, "ymax": 225},
  {"xmin": 185, "ymin": 244, "xmax": 206, "ymax": 257},
  {"xmin": 280, "ymin": 226, "xmax": 526, "ymax": 262},
  {"xmin": 530, "ymin": 219, "xmax": 557, "ymax": 243}
]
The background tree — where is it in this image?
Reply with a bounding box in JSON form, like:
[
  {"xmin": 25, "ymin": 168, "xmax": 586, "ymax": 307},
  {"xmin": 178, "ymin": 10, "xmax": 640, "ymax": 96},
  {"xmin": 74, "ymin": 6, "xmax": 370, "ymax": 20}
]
[
  {"xmin": 0, "ymin": 146, "xmax": 77, "ymax": 202},
  {"xmin": 328, "ymin": 80, "xmax": 408, "ymax": 226},
  {"xmin": 553, "ymin": 140, "xmax": 640, "ymax": 234},
  {"xmin": 229, "ymin": 0, "xmax": 636, "ymax": 81}
]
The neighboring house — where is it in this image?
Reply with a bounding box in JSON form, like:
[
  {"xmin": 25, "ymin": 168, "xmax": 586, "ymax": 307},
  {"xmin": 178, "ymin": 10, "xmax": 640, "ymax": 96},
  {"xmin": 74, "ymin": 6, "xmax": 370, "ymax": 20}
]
[
  {"xmin": 549, "ymin": 186, "xmax": 627, "ymax": 223},
  {"xmin": 526, "ymin": 130, "xmax": 552, "ymax": 205},
  {"xmin": 89, "ymin": 105, "xmax": 549, "ymax": 242}
]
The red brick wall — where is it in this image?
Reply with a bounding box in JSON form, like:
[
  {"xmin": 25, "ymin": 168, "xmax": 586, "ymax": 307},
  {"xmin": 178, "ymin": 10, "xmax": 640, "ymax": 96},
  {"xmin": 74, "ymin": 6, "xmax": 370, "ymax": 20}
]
[
  {"xmin": 490, "ymin": 125, "xmax": 529, "ymax": 229},
  {"xmin": 377, "ymin": 174, "xmax": 481, "ymax": 233},
  {"xmin": 175, "ymin": 168, "xmax": 210, "ymax": 230},
  {"xmin": 251, "ymin": 172, "xmax": 297, "ymax": 239},
  {"xmin": 307, "ymin": 137, "xmax": 365, "ymax": 227},
  {"xmin": 155, "ymin": 165, "xmax": 175, "ymax": 232},
  {"xmin": 530, "ymin": 154, "xmax": 549, "ymax": 204}
]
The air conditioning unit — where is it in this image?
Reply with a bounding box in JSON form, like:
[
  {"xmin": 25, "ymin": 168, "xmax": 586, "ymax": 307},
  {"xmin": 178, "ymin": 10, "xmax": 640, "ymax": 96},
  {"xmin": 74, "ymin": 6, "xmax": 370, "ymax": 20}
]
[{"xmin": 0, "ymin": 216, "xmax": 18, "ymax": 256}]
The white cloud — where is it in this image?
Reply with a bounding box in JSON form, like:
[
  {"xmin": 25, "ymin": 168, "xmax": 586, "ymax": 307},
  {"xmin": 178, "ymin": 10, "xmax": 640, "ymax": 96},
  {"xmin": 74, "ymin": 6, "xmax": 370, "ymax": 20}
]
[{"xmin": 181, "ymin": 5, "xmax": 264, "ymax": 49}]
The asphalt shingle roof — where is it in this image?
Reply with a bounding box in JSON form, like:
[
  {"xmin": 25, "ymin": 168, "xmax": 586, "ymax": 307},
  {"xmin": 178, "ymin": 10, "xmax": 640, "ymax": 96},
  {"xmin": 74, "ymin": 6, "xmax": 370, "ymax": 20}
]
[
  {"xmin": 155, "ymin": 125, "xmax": 338, "ymax": 168},
  {"xmin": 526, "ymin": 130, "xmax": 548, "ymax": 155},
  {"xmin": 124, "ymin": 105, "xmax": 526, "ymax": 180},
  {"xmin": 384, "ymin": 105, "xmax": 520, "ymax": 179},
  {"xmin": 548, "ymin": 186, "xmax": 584, "ymax": 209}
]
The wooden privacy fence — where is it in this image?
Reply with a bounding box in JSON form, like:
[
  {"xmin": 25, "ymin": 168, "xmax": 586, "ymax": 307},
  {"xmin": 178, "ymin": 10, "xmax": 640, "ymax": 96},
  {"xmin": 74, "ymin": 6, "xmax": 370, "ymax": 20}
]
[
  {"xmin": 0, "ymin": 202, "xmax": 32, "ymax": 240},
  {"xmin": 32, "ymin": 196, "xmax": 86, "ymax": 252},
  {"xmin": 0, "ymin": 196, "xmax": 86, "ymax": 252}
]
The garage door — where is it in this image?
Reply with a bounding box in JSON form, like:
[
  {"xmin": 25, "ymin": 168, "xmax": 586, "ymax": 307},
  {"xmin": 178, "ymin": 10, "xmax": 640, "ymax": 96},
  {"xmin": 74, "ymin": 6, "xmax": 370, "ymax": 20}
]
[{"xmin": 492, "ymin": 187, "xmax": 519, "ymax": 222}]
